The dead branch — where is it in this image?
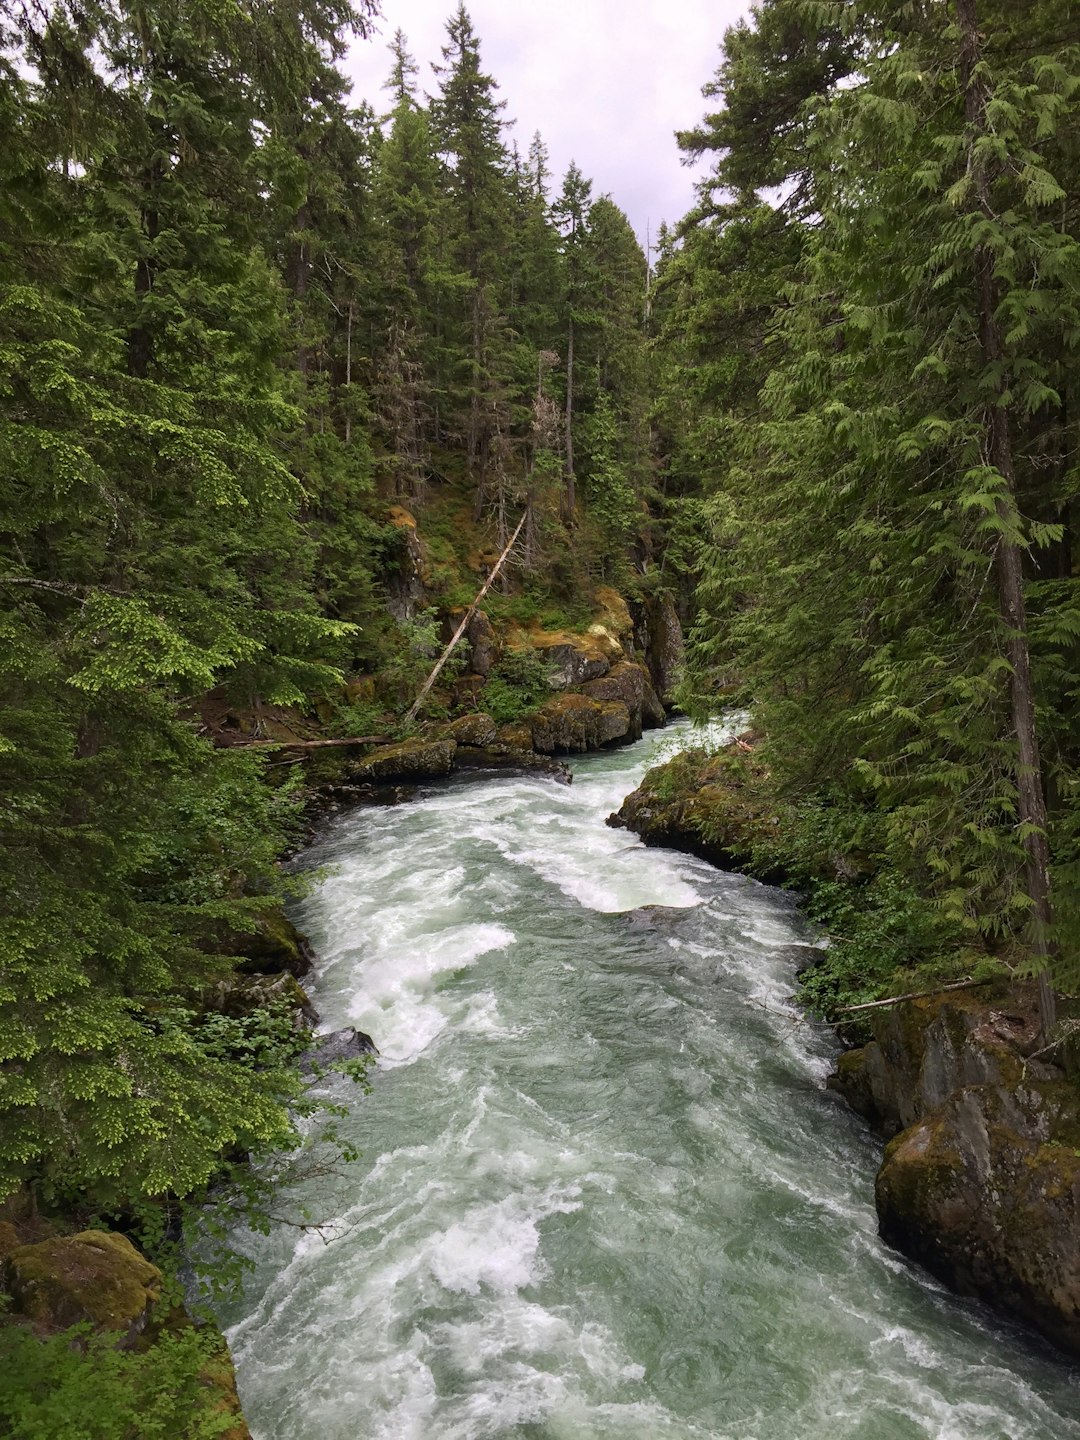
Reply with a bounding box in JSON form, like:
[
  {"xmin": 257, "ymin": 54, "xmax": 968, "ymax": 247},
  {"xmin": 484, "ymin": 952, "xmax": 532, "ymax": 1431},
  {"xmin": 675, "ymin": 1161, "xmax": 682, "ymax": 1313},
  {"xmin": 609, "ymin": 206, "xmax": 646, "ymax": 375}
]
[{"xmin": 835, "ymin": 976, "xmax": 990, "ymax": 1016}]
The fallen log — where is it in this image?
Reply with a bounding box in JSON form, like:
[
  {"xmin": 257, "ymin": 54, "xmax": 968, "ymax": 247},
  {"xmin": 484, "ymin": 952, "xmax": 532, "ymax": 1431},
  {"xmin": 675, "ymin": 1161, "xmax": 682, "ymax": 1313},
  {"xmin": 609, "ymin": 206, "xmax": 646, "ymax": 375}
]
[
  {"xmin": 225, "ymin": 735, "xmax": 392, "ymax": 751},
  {"xmin": 835, "ymin": 976, "xmax": 989, "ymax": 1016}
]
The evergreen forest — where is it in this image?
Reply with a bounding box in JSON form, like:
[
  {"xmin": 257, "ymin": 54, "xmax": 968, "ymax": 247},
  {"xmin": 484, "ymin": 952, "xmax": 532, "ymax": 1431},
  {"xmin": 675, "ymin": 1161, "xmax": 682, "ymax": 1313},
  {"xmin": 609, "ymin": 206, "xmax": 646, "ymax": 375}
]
[{"xmin": 2, "ymin": 0, "xmax": 1080, "ymax": 1432}]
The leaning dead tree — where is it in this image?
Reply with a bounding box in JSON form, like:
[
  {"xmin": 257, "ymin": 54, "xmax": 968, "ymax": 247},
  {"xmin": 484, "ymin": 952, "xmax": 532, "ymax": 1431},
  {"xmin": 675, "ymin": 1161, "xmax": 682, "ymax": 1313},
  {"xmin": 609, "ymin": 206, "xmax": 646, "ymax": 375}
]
[{"xmin": 403, "ymin": 508, "xmax": 528, "ymax": 726}]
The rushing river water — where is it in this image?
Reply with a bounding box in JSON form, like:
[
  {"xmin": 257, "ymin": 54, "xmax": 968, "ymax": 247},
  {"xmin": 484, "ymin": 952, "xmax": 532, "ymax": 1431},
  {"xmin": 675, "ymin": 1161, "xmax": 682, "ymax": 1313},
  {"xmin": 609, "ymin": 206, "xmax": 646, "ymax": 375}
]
[{"xmin": 224, "ymin": 723, "xmax": 1080, "ymax": 1439}]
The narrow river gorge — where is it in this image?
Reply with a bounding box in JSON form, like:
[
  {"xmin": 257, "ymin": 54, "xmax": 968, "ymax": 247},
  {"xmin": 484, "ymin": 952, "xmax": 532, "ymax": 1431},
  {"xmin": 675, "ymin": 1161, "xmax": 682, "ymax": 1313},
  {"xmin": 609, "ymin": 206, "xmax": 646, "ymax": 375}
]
[{"xmin": 223, "ymin": 725, "xmax": 1080, "ymax": 1440}]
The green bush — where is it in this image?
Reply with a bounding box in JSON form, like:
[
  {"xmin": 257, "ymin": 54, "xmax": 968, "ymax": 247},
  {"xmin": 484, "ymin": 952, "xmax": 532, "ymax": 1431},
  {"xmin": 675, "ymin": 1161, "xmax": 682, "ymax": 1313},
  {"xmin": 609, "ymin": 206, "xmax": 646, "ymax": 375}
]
[
  {"xmin": 483, "ymin": 649, "xmax": 555, "ymax": 724},
  {"xmin": 0, "ymin": 1323, "xmax": 236, "ymax": 1440}
]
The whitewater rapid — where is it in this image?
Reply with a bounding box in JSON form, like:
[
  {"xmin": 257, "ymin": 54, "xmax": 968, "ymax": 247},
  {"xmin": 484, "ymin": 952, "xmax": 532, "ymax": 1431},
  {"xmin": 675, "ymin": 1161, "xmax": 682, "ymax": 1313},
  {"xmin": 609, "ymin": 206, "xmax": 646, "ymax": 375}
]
[{"xmin": 223, "ymin": 723, "xmax": 1080, "ymax": 1439}]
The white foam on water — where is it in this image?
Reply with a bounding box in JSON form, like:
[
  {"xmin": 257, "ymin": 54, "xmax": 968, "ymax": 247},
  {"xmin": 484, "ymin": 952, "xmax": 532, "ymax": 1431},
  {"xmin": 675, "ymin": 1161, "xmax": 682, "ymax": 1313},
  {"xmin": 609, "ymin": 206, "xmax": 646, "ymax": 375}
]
[
  {"xmin": 224, "ymin": 721, "xmax": 1080, "ymax": 1440},
  {"xmin": 428, "ymin": 1183, "xmax": 582, "ymax": 1295}
]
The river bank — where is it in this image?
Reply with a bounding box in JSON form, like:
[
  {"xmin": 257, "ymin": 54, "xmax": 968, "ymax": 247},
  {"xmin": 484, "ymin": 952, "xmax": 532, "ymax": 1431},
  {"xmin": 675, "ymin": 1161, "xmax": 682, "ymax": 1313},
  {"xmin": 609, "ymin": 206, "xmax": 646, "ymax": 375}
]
[{"xmin": 608, "ymin": 736, "xmax": 1080, "ymax": 1361}]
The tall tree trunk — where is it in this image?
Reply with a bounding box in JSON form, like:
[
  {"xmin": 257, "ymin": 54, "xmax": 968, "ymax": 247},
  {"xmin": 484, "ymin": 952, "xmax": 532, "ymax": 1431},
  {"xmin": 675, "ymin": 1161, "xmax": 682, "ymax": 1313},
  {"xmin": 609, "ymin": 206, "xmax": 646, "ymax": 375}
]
[
  {"xmin": 344, "ymin": 299, "xmax": 353, "ymax": 446},
  {"xmin": 564, "ymin": 314, "xmax": 576, "ymax": 519},
  {"xmin": 128, "ymin": 158, "xmax": 163, "ymax": 378},
  {"xmin": 958, "ymin": 0, "xmax": 1056, "ymax": 1039},
  {"xmin": 288, "ymin": 201, "xmax": 310, "ymax": 377}
]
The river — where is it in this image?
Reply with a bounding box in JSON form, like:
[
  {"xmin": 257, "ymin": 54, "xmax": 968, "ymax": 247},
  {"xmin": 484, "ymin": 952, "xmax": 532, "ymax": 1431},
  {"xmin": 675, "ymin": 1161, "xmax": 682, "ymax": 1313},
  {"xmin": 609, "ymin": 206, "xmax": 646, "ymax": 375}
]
[{"xmin": 223, "ymin": 723, "xmax": 1080, "ymax": 1439}]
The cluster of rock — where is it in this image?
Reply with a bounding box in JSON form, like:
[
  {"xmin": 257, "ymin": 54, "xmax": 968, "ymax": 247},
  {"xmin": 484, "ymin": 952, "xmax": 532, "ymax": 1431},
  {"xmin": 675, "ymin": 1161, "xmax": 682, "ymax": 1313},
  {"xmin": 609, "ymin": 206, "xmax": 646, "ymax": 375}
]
[
  {"xmin": 611, "ymin": 736, "xmax": 1080, "ymax": 1360},
  {"xmin": 334, "ymin": 591, "xmax": 674, "ymax": 795}
]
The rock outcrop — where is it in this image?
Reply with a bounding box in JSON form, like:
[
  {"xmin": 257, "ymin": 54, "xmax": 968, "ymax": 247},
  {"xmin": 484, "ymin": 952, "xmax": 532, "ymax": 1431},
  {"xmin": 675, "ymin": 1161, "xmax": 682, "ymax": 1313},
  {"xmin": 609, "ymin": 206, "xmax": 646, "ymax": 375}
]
[
  {"xmin": 204, "ymin": 970, "xmax": 319, "ymax": 1031},
  {"xmin": 831, "ymin": 989, "xmax": 1080, "ymax": 1357},
  {"xmin": 232, "ymin": 909, "xmax": 314, "ymax": 979},
  {"xmin": 581, "ymin": 660, "xmax": 665, "ymax": 740},
  {"xmin": 302, "ymin": 1026, "xmax": 378, "ymax": 1072},
  {"xmin": 530, "ymin": 694, "xmax": 633, "ymax": 753},
  {"xmin": 639, "ymin": 593, "xmax": 684, "ymax": 706},
  {"xmin": 607, "ymin": 743, "xmax": 788, "ymax": 881}
]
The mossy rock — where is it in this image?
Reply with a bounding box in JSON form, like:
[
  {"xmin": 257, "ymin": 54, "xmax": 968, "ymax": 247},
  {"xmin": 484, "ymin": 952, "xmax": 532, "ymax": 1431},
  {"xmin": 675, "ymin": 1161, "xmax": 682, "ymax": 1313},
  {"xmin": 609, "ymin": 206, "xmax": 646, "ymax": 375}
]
[
  {"xmin": 232, "ymin": 908, "xmax": 313, "ymax": 979},
  {"xmin": 492, "ymin": 722, "xmax": 534, "ymax": 756},
  {"xmin": 607, "ymin": 744, "xmax": 787, "ymax": 880},
  {"xmin": 581, "ymin": 660, "xmax": 663, "ymax": 741},
  {"xmin": 530, "ymin": 694, "xmax": 632, "ymax": 754},
  {"xmin": 440, "ymin": 712, "xmax": 498, "ymax": 748},
  {"xmin": 351, "ymin": 738, "xmax": 456, "ymax": 783},
  {"xmin": 6, "ymin": 1231, "xmax": 161, "ymax": 1343},
  {"xmin": 196, "ymin": 1327, "xmax": 253, "ymax": 1440},
  {"xmin": 204, "ymin": 971, "xmax": 318, "ymax": 1031}
]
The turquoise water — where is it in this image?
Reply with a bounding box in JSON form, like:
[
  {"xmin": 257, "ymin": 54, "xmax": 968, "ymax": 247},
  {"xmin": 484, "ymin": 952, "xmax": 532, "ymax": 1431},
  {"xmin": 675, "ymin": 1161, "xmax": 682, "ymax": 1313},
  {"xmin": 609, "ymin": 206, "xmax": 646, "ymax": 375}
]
[{"xmin": 224, "ymin": 724, "xmax": 1080, "ymax": 1438}]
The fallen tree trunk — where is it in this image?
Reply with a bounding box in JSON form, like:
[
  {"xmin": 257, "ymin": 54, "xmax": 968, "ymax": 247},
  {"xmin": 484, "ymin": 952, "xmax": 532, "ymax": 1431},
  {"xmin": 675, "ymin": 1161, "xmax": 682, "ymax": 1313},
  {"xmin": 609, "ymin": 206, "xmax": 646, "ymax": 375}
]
[
  {"xmin": 835, "ymin": 977, "xmax": 989, "ymax": 1017},
  {"xmin": 404, "ymin": 508, "xmax": 527, "ymax": 726},
  {"xmin": 224, "ymin": 735, "xmax": 391, "ymax": 751}
]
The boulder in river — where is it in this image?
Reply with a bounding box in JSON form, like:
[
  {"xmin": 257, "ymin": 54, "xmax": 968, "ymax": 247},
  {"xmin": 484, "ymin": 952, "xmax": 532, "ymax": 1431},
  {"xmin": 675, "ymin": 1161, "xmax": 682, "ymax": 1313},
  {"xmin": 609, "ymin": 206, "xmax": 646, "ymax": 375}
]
[
  {"xmin": 302, "ymin": 1026, "xmax": 378, "ymax": 1072},
  {"xmin": 607, "ymin": 743, "xmax": 789, "ymax": 882},
  {"xmin": 350, "ymin": 737, "xmax": 456, "ymax": 784},
  {"xmin": 530, "ymin": 694, "xmax": 633, "ymax": 753},
  {"xmin": 204, "ymin": 971, "xmax": 319, "ymax": 1031},
  {"xmin": 831, "ymin": 987, "xmax": 1080, "ymax": 1358}
]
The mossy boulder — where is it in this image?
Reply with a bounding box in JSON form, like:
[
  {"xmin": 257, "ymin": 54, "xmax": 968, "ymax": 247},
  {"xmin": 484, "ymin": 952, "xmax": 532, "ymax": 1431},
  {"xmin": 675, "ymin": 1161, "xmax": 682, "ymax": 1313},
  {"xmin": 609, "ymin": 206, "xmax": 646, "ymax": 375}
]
[
  {"xmin": 828, "ymin": 993, "xmax": 1032, "ymax": 1139},
  {"xmin": 350, "ymin": 737, "xmax": 456, "ymax": 783},
  {"xmin": 491, "ymin": 721, "xmax": 534, "ymax": 756},
  {"xmin": 197, "ymin": 1327, "xmax": 253, "ymax": 1439},
  {"xmin": 5, "ymin": 1231, "xmax": 162, "ymax": 1344},
  {"xmin": 441, "ymin": 712, "xmax": 498, "ymax": 747},
  {"xmin": 530, "ymin": 694, "xmax": 632, "ymax": 753},
  {"xmin": 581, "ymin": 660, "xmax": 665, "ymax": 739},
  {"xmin": 607, "ymin": 743, "xmax": 787, "ymax": 880},
  {"xmin": 876, "ymin": 1082, "xmax": 1080, "ymax": 1356},
  {"xmin": 204, "ymin": 971, "xmax": 318, "ymax": 1031},
  {"xmin": 231, "ymin": 908, "xmax": 314, "ymax": 979},
  {"xmin": 528, "ymin": 634, "xmax": 614, "ymax": 689}
]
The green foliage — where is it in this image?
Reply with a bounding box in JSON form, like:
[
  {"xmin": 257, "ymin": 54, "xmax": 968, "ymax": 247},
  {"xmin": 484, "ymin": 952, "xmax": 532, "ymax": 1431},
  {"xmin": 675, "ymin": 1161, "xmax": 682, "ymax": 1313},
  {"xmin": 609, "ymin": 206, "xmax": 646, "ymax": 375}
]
[
  {"xmin": 662, "ymin": 0, "xmax": 1080, "ymax": 998},
  {"xmin": 0, "ymin": 1321, "xmax": 235, "ymax": 1440},
  {"xmin": 483, "ymin": 648, "xmax": 554, "ymax": 724}
]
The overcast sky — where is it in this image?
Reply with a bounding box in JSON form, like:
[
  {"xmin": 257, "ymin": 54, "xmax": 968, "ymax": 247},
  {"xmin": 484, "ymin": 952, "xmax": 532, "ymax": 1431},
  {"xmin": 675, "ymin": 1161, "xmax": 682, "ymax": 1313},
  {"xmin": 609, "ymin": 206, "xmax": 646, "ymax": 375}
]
[{"xmin": 342, "ymin": 1, "xmax": 754, "ymax": 250}]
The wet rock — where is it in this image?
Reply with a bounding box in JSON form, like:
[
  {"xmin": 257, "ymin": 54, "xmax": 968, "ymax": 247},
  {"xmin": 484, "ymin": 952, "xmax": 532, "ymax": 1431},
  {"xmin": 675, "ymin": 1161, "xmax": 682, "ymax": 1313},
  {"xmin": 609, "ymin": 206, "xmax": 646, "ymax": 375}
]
[
  {"xmin": 608, "ymin": 744, "xmax": 788, "ymax": 882},
  {"xmin": 5, "ymin": 1231, "xmax": 162, "ymax": 1343},
  {"xmin": 231, "ymin": 909, "xmax": 314, "ymax": 979},
  {"xmin": 454, "ymin": 747, "xmax": 573, "ymax": 784},
  {"xmin": 582, "ymin": 661, "xmax": 666, "ymax": 740},
  {"xmin": 876, "ymin": 1078, "xmax": 1080, "ymax": 1358},
  {"xmin": 350, "ymin": 737, "xmax": 456, "ymax": 784},
  {"xmin": 302, "ymin": 1026, "xmax": 378, "ymax": 1072},
  {"xmin": 830, "ymin": 989, "xmax": 1080, "ymax": 1357},
  {"xmin": 530, "ymin": 694, "xmax": 633, "ymax": 754},
  {"xmin": 827, "ymin": 993, "xmax": 1036, "ymax": 1140},
  {"xmin": 321, "ymin": 782, "xmax": 417, "ymax": 808}
]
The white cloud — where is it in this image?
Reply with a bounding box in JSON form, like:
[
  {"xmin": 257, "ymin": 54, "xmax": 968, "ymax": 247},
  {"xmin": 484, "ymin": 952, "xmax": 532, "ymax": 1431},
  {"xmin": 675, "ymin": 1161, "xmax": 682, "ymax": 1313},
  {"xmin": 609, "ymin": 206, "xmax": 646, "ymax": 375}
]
[{"xmin": 342, "ymin": 0, "xmax": 753, "ymax": 248}]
